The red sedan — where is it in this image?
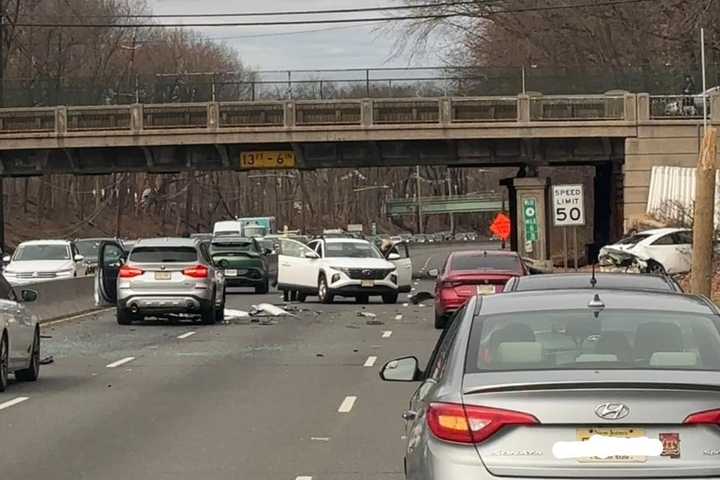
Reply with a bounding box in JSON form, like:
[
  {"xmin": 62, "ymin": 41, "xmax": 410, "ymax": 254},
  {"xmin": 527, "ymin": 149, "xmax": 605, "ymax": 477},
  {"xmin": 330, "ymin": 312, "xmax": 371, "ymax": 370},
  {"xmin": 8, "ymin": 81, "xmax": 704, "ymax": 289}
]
[{"xmin": 433, "ymin": 250, "xmax": 527, "ymax": 329}]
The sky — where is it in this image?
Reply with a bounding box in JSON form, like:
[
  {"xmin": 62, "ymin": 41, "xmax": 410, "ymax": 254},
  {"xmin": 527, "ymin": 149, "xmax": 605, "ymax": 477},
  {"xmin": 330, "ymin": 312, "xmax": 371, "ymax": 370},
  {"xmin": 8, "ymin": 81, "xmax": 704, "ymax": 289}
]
[{"xmin": 149, "ymin": 0, "xmax": 442, "ymax": 71}]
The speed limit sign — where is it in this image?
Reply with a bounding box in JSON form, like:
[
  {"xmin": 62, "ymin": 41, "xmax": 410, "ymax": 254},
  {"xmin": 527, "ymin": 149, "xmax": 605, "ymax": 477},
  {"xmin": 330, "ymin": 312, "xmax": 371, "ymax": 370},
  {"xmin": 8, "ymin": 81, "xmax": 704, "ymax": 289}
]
[{"xmin": 552, "ymin": 184, "xmax": 585, "ymax": 226}]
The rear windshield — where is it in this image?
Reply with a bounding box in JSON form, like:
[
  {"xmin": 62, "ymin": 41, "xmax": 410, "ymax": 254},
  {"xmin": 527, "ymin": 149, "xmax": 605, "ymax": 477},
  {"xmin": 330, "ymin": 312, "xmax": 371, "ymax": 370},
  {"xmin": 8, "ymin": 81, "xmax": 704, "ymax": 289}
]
[
  {"xmin": 616, "ymin": 234, "xmax": 652, "ymax": 245},
  {"xmin": 451, "ymin": 254, "xmax": 522, "ymax": 272},
  {"xmin": 514, "ymin": 275, "xmax": 675, "ymax": 292},
  {"xmin": 130, "ymin": 247, "xmax": 198, "ymax": 263},
  {"xmin": 14, "ymin": 244, "xmax": 70, "ymax": 261},
  {"xmin": 466, "ymin": 310, "xmax": 720, "ymax": 372}
]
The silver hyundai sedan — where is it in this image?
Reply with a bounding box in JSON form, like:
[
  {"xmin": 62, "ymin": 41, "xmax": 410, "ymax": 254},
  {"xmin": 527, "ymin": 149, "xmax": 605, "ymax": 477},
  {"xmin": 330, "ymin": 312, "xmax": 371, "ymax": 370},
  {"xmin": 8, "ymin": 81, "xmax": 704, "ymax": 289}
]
[{"xmin": 382, "ymin": 289, "xmax": 720, "ymax": 479}]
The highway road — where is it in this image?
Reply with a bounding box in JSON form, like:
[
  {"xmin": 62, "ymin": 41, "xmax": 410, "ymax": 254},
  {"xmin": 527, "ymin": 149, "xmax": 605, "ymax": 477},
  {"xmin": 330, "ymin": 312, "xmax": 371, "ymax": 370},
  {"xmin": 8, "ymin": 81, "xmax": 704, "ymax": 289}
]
[
  {"xmin": 410, "ymin": 241, "xmax": 499, "ymax": 276},
  {"xmin": 0, "ymin": 281, "xmax": 441, "ymax": 480}
]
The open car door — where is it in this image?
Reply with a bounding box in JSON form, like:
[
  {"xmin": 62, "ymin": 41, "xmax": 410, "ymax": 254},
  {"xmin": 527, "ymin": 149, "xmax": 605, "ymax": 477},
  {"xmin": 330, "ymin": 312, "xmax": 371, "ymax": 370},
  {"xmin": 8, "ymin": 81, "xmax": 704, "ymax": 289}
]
[
  {"xmin": 277, "ymin": 238, "xmax": 318, "ymax": 292},
  {"xmin": 95, "ymin": 241, "xmax": 127, "ymax": 306},
  {"xmin": 387, "ymin": 241, "xmax": 412, "ymax": 292}
]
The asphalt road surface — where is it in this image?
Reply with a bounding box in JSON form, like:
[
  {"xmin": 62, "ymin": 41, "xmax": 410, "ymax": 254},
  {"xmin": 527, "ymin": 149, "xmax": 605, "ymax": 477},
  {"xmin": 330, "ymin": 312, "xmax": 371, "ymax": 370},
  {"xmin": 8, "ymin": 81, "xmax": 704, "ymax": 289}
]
[{"xmin": 1, "ymin": 281, "xmax": 442, "ymax": 480}]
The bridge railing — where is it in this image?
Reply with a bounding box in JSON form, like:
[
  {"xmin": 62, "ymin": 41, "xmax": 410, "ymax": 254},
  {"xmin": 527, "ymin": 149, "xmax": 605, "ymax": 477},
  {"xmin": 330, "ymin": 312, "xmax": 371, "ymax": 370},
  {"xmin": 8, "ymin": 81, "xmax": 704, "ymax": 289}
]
[
  {"xmin": 0, "ymin": 94, "xmax": 637, "ymax": 135},
  {"xmin": 648, "ymin": 95, "xmax": 708, "ymax": 120}
]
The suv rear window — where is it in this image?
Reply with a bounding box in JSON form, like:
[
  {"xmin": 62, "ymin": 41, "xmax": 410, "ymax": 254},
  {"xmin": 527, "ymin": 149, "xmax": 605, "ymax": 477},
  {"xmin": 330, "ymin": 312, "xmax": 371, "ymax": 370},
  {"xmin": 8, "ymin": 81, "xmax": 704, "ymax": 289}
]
[
  {"xmin": 451, "ymin": 254, "xmax": 522, "ymax": 272},
  {"xmin": 130, "ymin": 247, "xmax": 198, "ymax": 263},
  {"xmin": 466, "ymin": 309, "xmax": 720, "ymax": 372}
]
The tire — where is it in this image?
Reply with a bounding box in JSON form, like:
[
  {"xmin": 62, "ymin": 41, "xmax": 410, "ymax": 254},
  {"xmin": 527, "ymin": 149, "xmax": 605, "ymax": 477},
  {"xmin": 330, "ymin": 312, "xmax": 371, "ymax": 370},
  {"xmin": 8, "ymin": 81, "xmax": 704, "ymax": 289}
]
[
  {"xmin": 15, "ymin": 328, "xmax": 40, "ymax": 382},
  {"xmin": 434, "ymin": 312, "xmax": 447, "ymax": 330},
  {"xmin": 290, "ymin": 290, "xmax": 299, "ymax": 302},
  {"xmin": 116, "ymin": 307, "xmax": 133, "ymax": 325},
  {"xmin": 0, "ymin": 332, "xmax": 8, "ymax": 392},
  {"xmin": 297, "ymin": 292, "xmax": 307, "ymax": 303},
  {"xmin": 215, "ymin": 303, "xmax": 225, "ymax": 324},
  {"xmin": 255, "ymin": 280, "xmax": 269, "ymax": 294},
  {"xmin": 382, "ymin": 293, "xmax": 399, "ymax": 304},
  {"xmin": 201, "ymin": 306, "xmax": 215, "ymax": 325},
  {"xmin": 647, "ymin": 260, "xmax": 666, "ymax": 275},
  {"xmin": 318, "ymin": 275, "xmax": 334, "ymax": 304},
  {"xmin": 355, "ymin": 295, "xmax": 369, "ymax": 304}
]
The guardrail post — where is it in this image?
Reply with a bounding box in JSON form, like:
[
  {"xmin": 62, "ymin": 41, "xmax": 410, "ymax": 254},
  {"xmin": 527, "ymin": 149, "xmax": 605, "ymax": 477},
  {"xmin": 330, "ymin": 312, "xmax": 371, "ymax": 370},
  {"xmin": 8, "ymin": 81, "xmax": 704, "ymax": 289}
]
[
  {"xmin": 361, "ymin": 100, "xmax": 373, "ymax": 126},
  {"xmin": 130, "ymin": 104, "xmax": 143, "ymax": 132},
  {"xmin": 623, "ymin": 93, "xmax": 636, "ymax": 122},
  {"xmin": 207, "ymin": 102, "xmax": 219, "ymax": 131},
  {"xmin": 637, "ymin": 93, "xmax": 650, "ymax": 122},
  {"xmin": 55, "ymin": 106, "xmax": 67, "ymax": 135},
  {"xmin": 517, "ymin": 94, "xmax": 530, "ymax": 122},
  {"xmin": 711, "ymin": 94, "xmax": 720, "ymax": 123},
  {"xmin": 284, "ymin": 101, "xmax": 296, "ymax": 128},
  {"xmin": 439, "ymin": 98, "xmax": 452, "ymax": 125}
]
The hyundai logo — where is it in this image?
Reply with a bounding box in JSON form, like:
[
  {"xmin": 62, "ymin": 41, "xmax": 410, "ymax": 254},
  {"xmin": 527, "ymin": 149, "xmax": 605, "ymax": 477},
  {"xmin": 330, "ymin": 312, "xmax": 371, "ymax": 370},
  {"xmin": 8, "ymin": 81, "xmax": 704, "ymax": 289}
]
[
  {"xmin": 362, "ymin": 269, "xmax": 372, "ymax": 276},
  {"xmin": 595, "ymin": 403, "xmax": 630, "ymax": 420}
]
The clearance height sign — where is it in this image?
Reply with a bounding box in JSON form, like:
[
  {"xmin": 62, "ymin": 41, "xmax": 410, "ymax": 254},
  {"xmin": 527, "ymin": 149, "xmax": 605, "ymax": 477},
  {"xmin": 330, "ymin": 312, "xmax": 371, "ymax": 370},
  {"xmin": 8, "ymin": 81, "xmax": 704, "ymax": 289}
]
[{"xmin": 552, "ymin": 184, "xmax": 586, "ymax": 227}]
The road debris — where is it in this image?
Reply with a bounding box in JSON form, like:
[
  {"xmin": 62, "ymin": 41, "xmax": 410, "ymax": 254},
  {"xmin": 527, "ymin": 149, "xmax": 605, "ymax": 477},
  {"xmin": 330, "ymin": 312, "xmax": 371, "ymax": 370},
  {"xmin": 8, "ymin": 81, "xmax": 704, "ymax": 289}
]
[
  {"xmin": 410, "ymin": 291, "xmax": 435, "ymax": 305},
  {"xmin": 356, "ymin": 311, "xmax": 377, "ymax": 319},
  {"xmin": 224, "ymin": 309, "xmax": 250, "ymax": 319},
  {"xmin": 250, "ymin": 304, "xmax": 296, "ymax": 317},
  {"xmin": 39, "ymin": 355, "xmax": 55, "ymax": 365}
]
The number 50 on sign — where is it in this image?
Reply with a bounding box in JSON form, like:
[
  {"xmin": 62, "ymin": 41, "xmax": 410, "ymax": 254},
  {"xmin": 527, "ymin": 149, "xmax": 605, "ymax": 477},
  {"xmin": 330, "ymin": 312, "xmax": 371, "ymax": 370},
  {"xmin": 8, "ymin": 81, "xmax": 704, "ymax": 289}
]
[{"xmin": 552, "ymin": 184, "xmax": 585, "ymax": 227}]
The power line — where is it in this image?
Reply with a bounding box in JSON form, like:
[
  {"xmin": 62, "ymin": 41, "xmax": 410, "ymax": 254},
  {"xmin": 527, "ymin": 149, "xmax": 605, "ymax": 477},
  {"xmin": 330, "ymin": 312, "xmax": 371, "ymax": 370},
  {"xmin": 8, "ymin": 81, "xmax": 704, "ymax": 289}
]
[{"xmin": 7, "ymin": 0, "xmax": 655, "ymax": 28}]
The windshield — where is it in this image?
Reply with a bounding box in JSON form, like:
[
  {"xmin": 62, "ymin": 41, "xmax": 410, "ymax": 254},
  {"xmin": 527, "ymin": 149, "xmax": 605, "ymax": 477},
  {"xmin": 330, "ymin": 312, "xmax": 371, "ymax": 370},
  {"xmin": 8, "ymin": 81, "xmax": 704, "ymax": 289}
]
[
  {"xmin": 14, "ymin": 244, "xmax": 70, "ymax": 261},
  {"xmin": 616, "ymin": 233, "xmax": 652, "ymax": 246},
  {"xmin": 243, "ymin": 226, "xmax": 267, "ymax": 237},
  {"xmin": 325, "ymin": 241, "xmax": 382, "ymax": 258},
  {"xmin": 451, "ymin": 254, "xmax": 523, "ymax": 272},
  {"xmin": 466, "ymin": 309, "xmax": 720, "ymax": 372},
  {"xmin": 75, "ymin": 240, "xmax": 102, "ymax": 259},
  {"xmin": 129, "ymin": 247, "xmax": 198, "ymax": 263},
  {"xmin": 215, "ymin": 230, "xmax": 241, "ymax": 237}
]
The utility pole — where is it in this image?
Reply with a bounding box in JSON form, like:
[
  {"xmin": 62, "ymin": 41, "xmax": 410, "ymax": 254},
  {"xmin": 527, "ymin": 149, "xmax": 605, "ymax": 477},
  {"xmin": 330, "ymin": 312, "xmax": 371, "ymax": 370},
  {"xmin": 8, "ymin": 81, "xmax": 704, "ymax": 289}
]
[
  {"xmin": 691, "ymin": 28, "xmax": 717, "ymax": 297},
  {"xmin": 415, "ymin": 165, "xmax": 423, "ymax": 234},
  {"xmin": 446, "ymin": 168, "xmax": 455, "ymax": 235},
  {"xmin": 0, "ymin": 0, "xmax": 6, "ymax": 254}
]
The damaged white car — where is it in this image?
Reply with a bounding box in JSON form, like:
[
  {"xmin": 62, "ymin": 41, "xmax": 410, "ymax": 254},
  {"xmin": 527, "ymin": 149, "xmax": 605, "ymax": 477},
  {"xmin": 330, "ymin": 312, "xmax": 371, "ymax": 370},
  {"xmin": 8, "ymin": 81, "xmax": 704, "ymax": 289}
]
[{"xmin": 599, "ymin": 228, "xmax": 692, "ymax": 274}]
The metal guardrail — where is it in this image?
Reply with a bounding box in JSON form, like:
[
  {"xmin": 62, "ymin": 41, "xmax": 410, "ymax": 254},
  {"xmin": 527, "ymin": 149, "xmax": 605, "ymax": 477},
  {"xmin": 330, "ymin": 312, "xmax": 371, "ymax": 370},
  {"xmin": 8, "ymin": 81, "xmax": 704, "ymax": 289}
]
[
  {"xmin": 0, "ymin": 94, "xmax": 638, "ymax": 135},
  {"xmin": 649, "ymin": 95, "xmax": 709, "ymax": 119}
]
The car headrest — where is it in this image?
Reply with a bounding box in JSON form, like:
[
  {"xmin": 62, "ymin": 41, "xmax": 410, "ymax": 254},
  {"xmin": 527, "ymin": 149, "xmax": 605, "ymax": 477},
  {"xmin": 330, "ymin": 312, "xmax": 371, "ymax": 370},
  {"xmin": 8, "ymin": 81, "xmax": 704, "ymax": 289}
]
[
  {"xmin": 496, "ymin": 342, "xmax": 543, "ymax": 364},
  {"xmin": 576, "ymin": 354, "xmax": 619, "ymax": 363},
  {"xmin": 635, "ymin": 322, "xmax": 684, "ymax": 360},
  {"xmin": 649, "ymin": 352, "xmax": 698, "ymax": 368}
]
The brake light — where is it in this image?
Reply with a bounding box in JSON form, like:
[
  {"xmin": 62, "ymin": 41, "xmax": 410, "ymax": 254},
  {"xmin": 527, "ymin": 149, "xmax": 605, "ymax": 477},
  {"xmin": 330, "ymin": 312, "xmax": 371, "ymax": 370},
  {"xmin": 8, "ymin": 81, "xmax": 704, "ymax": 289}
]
[
  {"xmin": 118, "ymin": 266, "xmax": 143, "ymax": 278},
  {"xmin": 427, "ymin": 403, "xmax": 538, "ymax": 444},
  {"xmin": 685, "ymin": 409, "xmax": 720, "ymax": 425},
  {"xmin": 440, "ymin": 281, "xmax": 461, "ymax": 289},
  {"xmin": 183, "ymin": 265, "xmax": 209, "ymax": 279}
]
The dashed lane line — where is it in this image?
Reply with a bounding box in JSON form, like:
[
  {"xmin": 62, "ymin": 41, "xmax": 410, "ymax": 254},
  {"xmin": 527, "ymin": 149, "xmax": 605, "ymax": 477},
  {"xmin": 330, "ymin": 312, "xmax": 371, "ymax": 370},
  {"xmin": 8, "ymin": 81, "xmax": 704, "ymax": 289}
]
[
  {"xmin": 106, "ymin": 356, "xmax": 136, "ymax": 369},
  {"xmin": 0, "ymin": 396, "xmax": 29, "ymax": 411},
  {"xmin": 363, "ymin": 356, "xmax": 378, "ymax": 367},
  {"xmin": 177, "ymin": 331, "xmax": 197, "ymax": 339},
  {"xmin": 338, "ymin": 395, "xmax": 357, "ymax": 413},
  {"xmin": 382, "ymin": 330, "xmax": 393, "ymax": 338},
  {"xmin": 295, "ymin": 476, "xmax": 313, "ymax": 480}
]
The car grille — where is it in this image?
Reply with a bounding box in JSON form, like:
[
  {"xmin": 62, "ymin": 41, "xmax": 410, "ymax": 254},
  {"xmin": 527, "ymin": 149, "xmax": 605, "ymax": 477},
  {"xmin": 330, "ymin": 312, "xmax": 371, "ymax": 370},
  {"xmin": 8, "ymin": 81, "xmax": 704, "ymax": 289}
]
[
  {"xmin": 16, "ymin": 272, "xmax": 57, "ymax": 279},
  {"xmin": 346, "ymin": 268, "xmax": 393, "ymax": 280}
]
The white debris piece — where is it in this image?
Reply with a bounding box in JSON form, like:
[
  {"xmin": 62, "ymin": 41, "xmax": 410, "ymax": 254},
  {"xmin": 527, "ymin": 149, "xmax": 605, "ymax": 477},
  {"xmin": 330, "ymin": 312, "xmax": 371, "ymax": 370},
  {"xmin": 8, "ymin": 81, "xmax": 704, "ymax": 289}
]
[
  {"xmin": 224, "ymin": 309, "xmax": 250, "ymax": 319},
  {"xmin": 356, "ymin": 311, "xmax": 377, "ymax": 319},
  {"xmin": 251, "ymin": 303, "xmax": 295, "ymax": 317}
]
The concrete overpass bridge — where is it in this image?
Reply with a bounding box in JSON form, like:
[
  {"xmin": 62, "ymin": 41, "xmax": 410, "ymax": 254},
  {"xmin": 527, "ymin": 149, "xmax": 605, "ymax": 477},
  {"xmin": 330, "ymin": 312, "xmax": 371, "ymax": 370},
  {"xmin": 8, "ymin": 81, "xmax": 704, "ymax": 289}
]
[{"xmin": 0, "ymin": 92, "xmax": 717, "ymax": 243}]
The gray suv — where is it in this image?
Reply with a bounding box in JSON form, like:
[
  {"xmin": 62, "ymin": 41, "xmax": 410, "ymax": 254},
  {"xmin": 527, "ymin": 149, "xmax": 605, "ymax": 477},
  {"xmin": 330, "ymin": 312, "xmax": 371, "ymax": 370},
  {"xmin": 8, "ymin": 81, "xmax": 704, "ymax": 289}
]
[{"xmin": 95, "ymin": 238, "xmax": 225, "ymax": 325}]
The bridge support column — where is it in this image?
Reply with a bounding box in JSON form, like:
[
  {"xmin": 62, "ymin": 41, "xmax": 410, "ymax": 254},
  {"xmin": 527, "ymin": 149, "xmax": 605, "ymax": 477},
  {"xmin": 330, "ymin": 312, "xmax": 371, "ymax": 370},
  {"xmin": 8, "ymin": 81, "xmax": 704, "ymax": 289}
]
[{"xmin": 501, "ymin": 176, "xmax": 551, "ymax": 267}]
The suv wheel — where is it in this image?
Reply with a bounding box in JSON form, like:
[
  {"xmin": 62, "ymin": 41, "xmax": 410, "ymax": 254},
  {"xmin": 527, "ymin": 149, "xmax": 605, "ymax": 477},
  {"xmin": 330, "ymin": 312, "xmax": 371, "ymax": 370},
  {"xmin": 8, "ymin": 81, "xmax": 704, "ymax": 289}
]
[
  {"xmin": 297, "ymin": 292, "xmax": 307, "ymax": 303},
  {"xmin": 117, "ymin": 307, "xmax": 134, "ymax": 325},
  {"xmin": 434, "ymin": 311, "xmax": 447, "ymax": 330},
  {"xmin": 15, "ymin": 328, "xmax": 40, "ymax": 382},
  {"xmin": 201, "ymin": 306, "xmax": 215, "ymax": 325},
  {"xmin": 255, "ymin": 280, "xmax": 269, "ymax": 294},
  {"xmin": 0, "ymin": 332, "xmax": 8, "ymax": 392},
  {"xmin": 318, "ymin": 275, "xmax": 334, "ymax": 304}
]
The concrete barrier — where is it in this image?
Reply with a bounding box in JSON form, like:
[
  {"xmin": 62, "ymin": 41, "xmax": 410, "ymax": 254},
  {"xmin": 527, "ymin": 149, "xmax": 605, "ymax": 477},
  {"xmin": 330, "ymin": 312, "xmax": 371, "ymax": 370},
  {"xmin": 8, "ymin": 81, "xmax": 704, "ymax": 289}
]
[{"xmin": 17, "ymin": 276, "xmax": 100, "ymax": 324}]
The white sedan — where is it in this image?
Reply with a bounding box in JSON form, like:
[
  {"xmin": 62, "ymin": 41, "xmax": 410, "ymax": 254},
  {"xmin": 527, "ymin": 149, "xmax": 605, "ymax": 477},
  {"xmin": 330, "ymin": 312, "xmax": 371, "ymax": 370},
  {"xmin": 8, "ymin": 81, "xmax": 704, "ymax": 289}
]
[
  {"xmin": 0, "ymin": 274, "xmax": 41, "ymax": 391},
  {"xmin": 599, "ymin": 227, "xmax": 692, "ymax": 274},
  {"xmin": 277, "ymin": 237, "xmax": 402, "ymax": 304}
]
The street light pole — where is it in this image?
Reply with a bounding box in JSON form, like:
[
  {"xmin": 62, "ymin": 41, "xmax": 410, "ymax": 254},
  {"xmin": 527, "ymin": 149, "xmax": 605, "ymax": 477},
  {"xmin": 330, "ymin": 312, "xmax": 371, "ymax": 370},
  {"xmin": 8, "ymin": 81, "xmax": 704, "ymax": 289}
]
[
  {"xmin": 0, "ymin": 0, "xmax": 6, "ymax": 254},
  {"xmin": 415, "ymin": 165, "xmax": 423, "ymax": 235}
]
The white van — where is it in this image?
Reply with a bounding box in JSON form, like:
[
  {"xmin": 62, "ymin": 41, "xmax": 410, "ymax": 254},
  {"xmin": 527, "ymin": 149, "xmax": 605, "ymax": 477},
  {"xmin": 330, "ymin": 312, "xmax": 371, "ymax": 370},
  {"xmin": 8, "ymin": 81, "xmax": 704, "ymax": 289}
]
[{"xmin": 213, "ymin": 221, "xmax": 243, "ymax": 237}]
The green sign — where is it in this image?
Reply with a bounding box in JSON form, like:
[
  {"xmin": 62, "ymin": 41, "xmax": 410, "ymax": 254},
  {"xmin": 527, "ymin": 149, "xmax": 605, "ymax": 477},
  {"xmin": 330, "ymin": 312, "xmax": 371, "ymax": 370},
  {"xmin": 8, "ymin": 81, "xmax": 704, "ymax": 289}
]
[{"xmin": 523, "ymin": 198, "xmax": 539, "ymax": 242}]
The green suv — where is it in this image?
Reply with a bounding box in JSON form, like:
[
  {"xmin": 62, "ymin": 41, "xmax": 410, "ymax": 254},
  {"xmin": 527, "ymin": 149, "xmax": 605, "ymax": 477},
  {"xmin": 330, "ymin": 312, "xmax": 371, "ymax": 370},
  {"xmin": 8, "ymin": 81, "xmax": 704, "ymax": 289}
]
[{"xmin": 210, "ymin": 237, "xmax": 271, "ymax": 294}]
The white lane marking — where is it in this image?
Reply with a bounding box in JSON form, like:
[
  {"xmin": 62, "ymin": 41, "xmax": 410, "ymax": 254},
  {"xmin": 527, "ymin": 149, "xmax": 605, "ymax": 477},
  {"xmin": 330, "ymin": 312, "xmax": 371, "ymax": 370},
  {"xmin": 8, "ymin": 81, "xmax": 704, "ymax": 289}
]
[
  {"xmin": 177, "ymin": 331, "xmax": 196, "ymax": 339},
  {"xmin": 310, "ymin": 436, "xmax": 330, "ymax": 442},
  {"xmin": 0, "ymin": 396, "xmax": 29, "ymax": 411},
  {"xmin": 296, "ymin": 476, "xmax": 313, "ymax": 480},
  {"xmin": 382, "ymin": 330, "xmax": 393, "ymax": 338},
  {"xmin": 363, "ymin": 356, "xmax": 377, "ymax": 367},
  {"xmin": 106, "ymin": 356, "xmax": 136, "ymax": 368},
  {"xmin": 395, "ymin": 314, "xmax": 403, "ymax": 321},
  {"xmin": 338, "ymin": 395, "xmax": 357, "ymax": 413}
]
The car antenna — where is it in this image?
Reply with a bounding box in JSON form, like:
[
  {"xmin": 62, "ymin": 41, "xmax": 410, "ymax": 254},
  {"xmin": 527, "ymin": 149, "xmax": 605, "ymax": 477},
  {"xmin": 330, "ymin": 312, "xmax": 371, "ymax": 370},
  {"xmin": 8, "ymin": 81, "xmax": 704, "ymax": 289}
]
[{"xmin": 590, "ymin": 263, "xmax": 597, "ymax": 288}]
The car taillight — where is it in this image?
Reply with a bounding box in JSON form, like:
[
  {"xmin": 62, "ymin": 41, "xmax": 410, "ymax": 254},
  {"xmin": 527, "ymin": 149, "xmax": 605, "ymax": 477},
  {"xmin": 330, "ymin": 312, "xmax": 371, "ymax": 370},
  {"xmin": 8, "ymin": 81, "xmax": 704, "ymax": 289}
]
[
  {"xmin": 685, "ymin": 409, "xmax": 720, "ymax": 425},
  {"xmin": 183, "ymin": 265, "xmax": 209, "ymax": 279},
  {"xmin": 118, "ymin": 266, "xmax": 143, "ymax": 278},
  {"xmin": 440, "ymin": 281, "xmax": 461, "ymax": 289},
  {"xmin": 427, "ymin": 403, "xmax": 538, "ymax": 444}
]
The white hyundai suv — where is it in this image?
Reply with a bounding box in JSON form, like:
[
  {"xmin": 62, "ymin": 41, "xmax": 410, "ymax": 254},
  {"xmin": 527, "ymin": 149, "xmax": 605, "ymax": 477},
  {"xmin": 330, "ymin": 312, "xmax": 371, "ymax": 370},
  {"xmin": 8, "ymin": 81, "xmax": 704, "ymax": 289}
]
[
  {"xmin": 277, "ymin": 237, "xmax": 401, "ymax": 304},
  {"xmin": 3, "ymin": 240, "xmax": 86, "ymax": 285}
]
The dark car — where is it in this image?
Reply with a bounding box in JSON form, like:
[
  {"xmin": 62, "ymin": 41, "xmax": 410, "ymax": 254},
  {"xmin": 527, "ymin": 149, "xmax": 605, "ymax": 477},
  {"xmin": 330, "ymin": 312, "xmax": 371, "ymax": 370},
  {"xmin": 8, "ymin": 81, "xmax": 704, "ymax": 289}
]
[
  {"xmin": 74, "ymin": 237, "xmax": 120, "ymax": 274},
  {"xmin": 504, "ymin": 272, "xmax": 683, "ymax": 293},
  {"xmin": 432, "ymin": 250, "xmax": 527, "ymax": 329},
  {"xmin": 209, "ymin": 237, "xmax": 271, "ymax": 294}
]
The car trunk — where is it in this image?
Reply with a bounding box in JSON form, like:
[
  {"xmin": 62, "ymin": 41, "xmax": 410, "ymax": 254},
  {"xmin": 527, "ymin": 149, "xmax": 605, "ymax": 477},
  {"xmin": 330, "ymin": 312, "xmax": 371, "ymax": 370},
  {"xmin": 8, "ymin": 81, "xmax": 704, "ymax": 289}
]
[
  {"xmin": 129, "ymin": 261, "xmax": 201, "ymax": 292},
  {"xmin": 447, "ymin": 271, "xmax": 516, "ymax": 297},
  {"xmin": 463, "ymin": 371, "xmax": 720, "ymax": 478}
]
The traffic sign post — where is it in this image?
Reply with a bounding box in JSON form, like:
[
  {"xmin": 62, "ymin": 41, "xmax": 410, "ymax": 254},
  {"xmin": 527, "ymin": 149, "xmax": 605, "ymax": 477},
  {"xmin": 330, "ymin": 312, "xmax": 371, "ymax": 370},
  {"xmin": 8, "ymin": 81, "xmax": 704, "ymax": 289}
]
[{"xmin": 552, "ymin": 185, "xmax": 585, "ymax": 271}]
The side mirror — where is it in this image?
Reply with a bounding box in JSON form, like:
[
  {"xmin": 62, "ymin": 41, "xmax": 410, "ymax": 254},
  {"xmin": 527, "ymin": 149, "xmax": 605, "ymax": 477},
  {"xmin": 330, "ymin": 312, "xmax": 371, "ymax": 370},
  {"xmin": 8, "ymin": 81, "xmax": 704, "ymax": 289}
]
[
  {"xmin": 428, "ymin": 269, "xmax": 439, "ymax": 278},
  {"xmin": 2, "ymin": 255, "xmax": 9, "ymax": 262},
  {"xmin": 387, "ymin": 252, "xmax": 401, "ymax": 261},
  {"xmin": 74, "ymin": 254, "xmax": 85, "ymax": 262},
  {"xmin": 380, "ymin": 356, "xmax": 422, "ymax": 382},
  {"xmin": 20, "ymin": 289, "xmax": 38, "ymax": 303},
  {"xmin": 304, "ymin": 251, "xmax": 320, "ymax": 259}
]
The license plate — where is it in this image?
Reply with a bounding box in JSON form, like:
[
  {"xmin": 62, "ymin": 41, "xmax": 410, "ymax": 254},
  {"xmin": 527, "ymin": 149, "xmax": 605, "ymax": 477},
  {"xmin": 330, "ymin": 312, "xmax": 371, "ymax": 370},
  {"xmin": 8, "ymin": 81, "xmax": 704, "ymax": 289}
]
[
  {"xmin": 476, "ymin": 285, "xmax": 496, "ymax": 295},
  {"xmin": 225, "ymin": 269, "xmax": 237, "ymax": 277},
  {"xmin": 361, "ymin": 280, "xmax": 375, "ymax": 287},
  {"xmin": 154, "ymin": 272, "xmax": 171, "ymax": 281},
  {"xmin": 576, "ymin": 427, "xmax": 646, "ymax": 463}
]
